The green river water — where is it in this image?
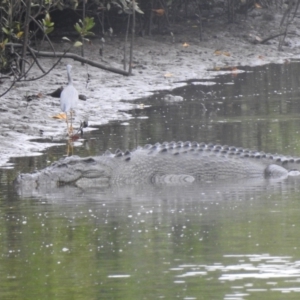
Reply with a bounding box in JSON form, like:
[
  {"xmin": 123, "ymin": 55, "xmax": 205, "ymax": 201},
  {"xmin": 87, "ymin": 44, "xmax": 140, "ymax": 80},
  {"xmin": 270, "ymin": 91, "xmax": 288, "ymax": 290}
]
[{"xmin": 1, "ymin": 62, "xmax": 300, "ymax": 299}]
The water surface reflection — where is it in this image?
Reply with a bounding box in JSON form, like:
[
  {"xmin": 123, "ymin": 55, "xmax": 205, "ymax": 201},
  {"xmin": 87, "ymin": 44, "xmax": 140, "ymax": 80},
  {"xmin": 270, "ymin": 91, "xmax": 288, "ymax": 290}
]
[{"xmin": 1, "ymin": 62, "xmax": 300, "ymax": 299}]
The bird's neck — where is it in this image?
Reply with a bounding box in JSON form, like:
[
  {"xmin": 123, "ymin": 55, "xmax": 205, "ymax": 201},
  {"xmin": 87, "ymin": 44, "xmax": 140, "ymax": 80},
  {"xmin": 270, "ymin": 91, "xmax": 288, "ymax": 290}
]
[{"xmin": 67, "ymin": 73, "xmax": 73, "ymax": 85}]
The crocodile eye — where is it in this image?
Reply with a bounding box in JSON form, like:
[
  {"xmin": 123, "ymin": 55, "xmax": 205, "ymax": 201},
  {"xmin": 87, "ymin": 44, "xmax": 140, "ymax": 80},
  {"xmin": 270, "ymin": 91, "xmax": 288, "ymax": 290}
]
[{"xmin": 83, "ymin": 158, "xmax": 96, "ymax": 163}]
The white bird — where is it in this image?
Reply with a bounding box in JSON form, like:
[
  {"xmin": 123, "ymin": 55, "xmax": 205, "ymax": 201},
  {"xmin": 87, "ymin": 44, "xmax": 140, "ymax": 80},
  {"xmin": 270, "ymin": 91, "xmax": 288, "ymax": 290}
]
[{"xmin": 60, "ymin": 64, "xmax": 78, "ymax": 136}]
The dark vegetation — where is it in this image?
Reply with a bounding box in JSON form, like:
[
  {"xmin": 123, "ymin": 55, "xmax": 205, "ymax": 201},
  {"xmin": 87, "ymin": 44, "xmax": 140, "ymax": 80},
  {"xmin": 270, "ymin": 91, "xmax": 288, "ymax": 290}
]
[{"xmin": 0, "ymin": 0, "xmax": 299, "ymax": 97}]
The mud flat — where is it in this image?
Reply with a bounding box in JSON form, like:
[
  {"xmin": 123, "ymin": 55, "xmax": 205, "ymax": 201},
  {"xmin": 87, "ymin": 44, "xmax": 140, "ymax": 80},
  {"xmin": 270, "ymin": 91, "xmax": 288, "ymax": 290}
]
[{"xmin": 1, "ymin": 7, "xmax": 299, "ymax": 167}]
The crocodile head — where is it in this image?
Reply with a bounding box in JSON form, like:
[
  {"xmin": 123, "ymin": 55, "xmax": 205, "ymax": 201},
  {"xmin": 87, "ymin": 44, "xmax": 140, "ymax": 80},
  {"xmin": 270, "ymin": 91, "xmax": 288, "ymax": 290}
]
[{"xmin": 14, "ymin": 155, "xmax": 113, "ymax": 190}]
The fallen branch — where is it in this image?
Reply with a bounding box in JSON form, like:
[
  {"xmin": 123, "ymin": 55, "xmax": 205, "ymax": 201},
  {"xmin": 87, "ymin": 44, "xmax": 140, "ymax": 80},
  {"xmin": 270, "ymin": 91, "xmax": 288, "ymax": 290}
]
[
  {"xmin": 7, "ymin": 43, "xmax": 130, "ymax": 76},
  {"xmin": 259, "ymin": 32, "xmax": 285, "ymax": 44},
  {"xmin": 254, "ymin": 31, "xmax": 298, "ymax": 45}
]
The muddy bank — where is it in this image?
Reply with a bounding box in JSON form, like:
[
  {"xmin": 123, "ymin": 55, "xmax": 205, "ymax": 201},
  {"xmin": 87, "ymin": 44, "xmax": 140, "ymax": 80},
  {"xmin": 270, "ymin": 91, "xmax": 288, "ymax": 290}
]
[{"xmin": 1, "ymin": 7, "xmax": 300, "ymax": 167}]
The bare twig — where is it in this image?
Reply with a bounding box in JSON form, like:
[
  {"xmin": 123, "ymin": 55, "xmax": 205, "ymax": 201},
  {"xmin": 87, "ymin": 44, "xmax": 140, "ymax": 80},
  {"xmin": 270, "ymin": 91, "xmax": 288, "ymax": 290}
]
[
  {"xmin": 26, "ymin": 42, "xmax": 46, "ymax": 73},
  {"xmin": 124, "ymin": 14, "xmax": 130, "ymax": 70},
  {"xmin": 0, "ymin": 46, "xmax": 71, "ymax": 98},
  {"xmin": 81, "ymin": 0, "xmax": 86, "ymax": 65},
  {"xmin": 20, "ymin": 0, "xmax": 31, "ymax": 75},
  {"xmin": 128, "ymin": 0, "xmax": 135, "ymax": 75},
  {"xmin": 278, "ymin": 0, "xmax": 300, "ymax": 50},
  {"xmin": 29, "ymin": 16, "xmax": 56, "ymax": 55}
]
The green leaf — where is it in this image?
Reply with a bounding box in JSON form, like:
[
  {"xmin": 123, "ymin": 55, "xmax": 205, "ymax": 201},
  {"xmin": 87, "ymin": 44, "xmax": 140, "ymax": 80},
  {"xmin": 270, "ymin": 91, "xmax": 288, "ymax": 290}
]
[
  {"xmin": 73, "ymin": 41, "xmax": 82, "ymax": 47},
  {"xmin": 133, "ymin": 3, "xmax": 144, "ymax": 14},
  {"xmin": 57, "ymin": 2, "xmax": 63, "ymax": 10},
  {"xmin": 16, "ymin": 31, "xmax": 24, "ymax": 38},
  {"xmin": 74, "ymin": 17, "xmax": 95, "ymax": 37},
  {"xmin": 2, "ymin": 27, "xmax": 9, "ymax": 35},
  {"xmin": 62, "ymin": 37, "xmax": 71, "ymax": 42},
  {"xmin": 72, "ymin": 0, "xmax": 78, "ymax": 9},
  {"xmin": 84, "ymin": 17, "xmax": 95, "ymax": 30},
  {"xmin": 74, "ymin": 23, "xmax": 82, "ymax": 33},
  {"xmin": 45, "ymin": 13, "xmax": 51, "ymax": 22},
  {"xmin": 45, "ymin": 27, "xmax": 54, "ymax": 34}
]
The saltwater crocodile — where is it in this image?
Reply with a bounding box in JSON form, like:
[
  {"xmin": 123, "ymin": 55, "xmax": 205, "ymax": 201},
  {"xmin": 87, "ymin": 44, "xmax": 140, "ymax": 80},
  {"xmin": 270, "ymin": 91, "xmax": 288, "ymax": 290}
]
[{"xmin": 14, "ymin": 141, "xmax": 300, "ymax": 190}]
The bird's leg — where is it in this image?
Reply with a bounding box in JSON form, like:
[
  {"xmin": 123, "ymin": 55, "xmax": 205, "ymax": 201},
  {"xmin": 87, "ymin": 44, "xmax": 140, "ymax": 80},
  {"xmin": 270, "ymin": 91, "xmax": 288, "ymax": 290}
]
[
  {"xmin": 65, "ymin": 113, "xmax": 71, "ymax": 136},
  {"xmin": 66, "ymin": 138, "xmax": 74, "ymax": 156},
  {"xmin": 70, "ymin": 109, "xmax": 74, "ymax": 135}
]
